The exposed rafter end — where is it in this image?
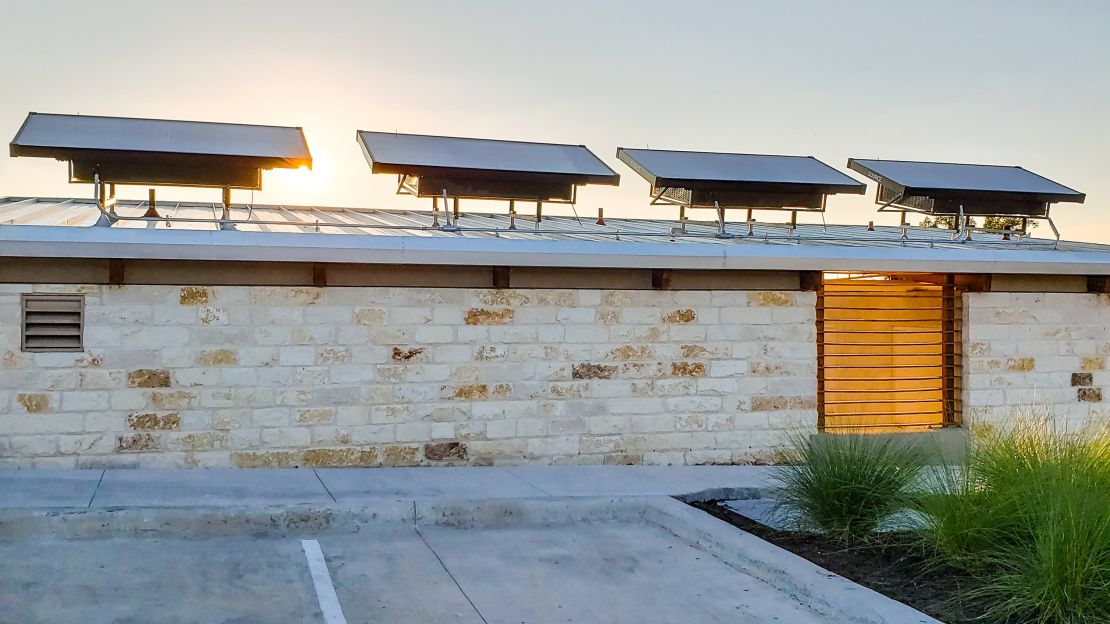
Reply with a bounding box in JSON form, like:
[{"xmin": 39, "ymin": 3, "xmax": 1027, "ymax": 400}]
[{"xmin": 651, "ymin": 269, "xmax": 672, "ymax": 290}]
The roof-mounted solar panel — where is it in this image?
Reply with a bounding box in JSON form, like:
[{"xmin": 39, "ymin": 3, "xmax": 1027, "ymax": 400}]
[
  {"xmin": 357, "ymin": 131, "xmax": 619, "ymax": 202},
  {"xmin": 847, "ymin": 158, "xmax": 1085, "ymax": 218},
  {"xmin": 617, "ymin": 148, "xmax": 865, "ymax": 211},
  {"xmin": 9, "ymin": 113, "xmax": 312, "ymax": 190},
  {"xmin": 617, "ymin": 147, "xmax": 865, "ymax": 238}
]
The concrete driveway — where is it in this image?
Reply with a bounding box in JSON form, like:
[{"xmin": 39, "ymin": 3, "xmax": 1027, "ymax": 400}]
[{"xmin": 4, "ymin": 525, "xmax": 829, "ymax": 623}]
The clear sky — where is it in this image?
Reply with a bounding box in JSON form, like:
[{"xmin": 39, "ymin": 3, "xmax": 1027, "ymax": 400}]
[{"xmin": 1, "ymin": 1, "xmax": 1107, "ymax": 239}]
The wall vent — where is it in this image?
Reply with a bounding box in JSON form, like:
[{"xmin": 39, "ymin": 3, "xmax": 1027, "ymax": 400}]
[{"xmin": 21, "ymin": 294, "xmax": 84, "ymax": 352}]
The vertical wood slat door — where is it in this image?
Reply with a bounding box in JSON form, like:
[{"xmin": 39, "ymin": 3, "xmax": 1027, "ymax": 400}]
[{"xmin": 817, "ymin": 275, "xmax": 961, "ymax": 431}]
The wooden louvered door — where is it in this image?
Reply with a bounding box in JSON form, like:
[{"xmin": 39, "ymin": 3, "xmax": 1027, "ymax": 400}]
[{"xmin": 817, "ymin": 274, "xmax": 961, "ymax": 431}]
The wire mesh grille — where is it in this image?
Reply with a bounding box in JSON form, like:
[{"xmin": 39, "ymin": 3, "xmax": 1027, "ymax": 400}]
[
  {"xmin": 879, "ymin": 184, "xmax": 935, "ymax": 212},
  {"xmin": 657, "ymin": 186, "xmax": 692, "ymax": 205}
]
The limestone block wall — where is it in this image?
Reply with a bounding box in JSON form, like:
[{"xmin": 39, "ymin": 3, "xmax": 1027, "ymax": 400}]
[
  {"xmin": 963, "ymin": 292, "xmax": 1110, "ymax": 430},
  {"xmin": 0, "ymin": 284, "xmax": 817, "ymax": 468}
]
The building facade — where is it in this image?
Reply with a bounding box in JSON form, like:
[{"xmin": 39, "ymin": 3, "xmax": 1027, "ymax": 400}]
[{"xmin": 2, "ymin": 199, "xmax": 1109, "ymax": 468}]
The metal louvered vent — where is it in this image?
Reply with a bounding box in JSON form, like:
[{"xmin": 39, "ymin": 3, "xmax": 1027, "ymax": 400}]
[{"xmin": 21, "ymin": 294, "xmax": 84, "ymax": 352}]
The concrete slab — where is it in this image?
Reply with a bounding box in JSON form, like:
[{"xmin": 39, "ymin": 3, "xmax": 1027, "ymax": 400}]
[
  {"xmin": 0, "ymin": 469, "xmax": 103, "ymax": 508},
  {"xmin": 91, "ymin": 468, "xmax": 332, "ymax": 507},
  {"xmin": 0, "ymin": 537, "xmax": 320, "ymax": 623},
  {"xmin": 421, "ymin": 522, "xmax": 828, "ymax": 624},
  {"xmin": 322, "ymin": 531, "xmax": 483, "ymax": 623},
  {"xmin": 0, "ymin": 498, "xmax": 938, "ymax": 624},
  {"xmin": 502, "ymin": 464, "xmax": 775, "ymax": 497},
  {"xmin": 316, "ymin": 466, "xmax": 546, "ymax": 502}
]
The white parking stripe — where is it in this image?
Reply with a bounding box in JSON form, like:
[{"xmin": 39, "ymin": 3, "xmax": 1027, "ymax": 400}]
[{"xmin": 301, "ymin": 539, "xmax": 348, "ymax": 624}]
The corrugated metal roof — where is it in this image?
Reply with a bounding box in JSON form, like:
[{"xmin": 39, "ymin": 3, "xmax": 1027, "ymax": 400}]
[{"xmin": 0, "ymin": 195, "xmax": 1106, "ymax": 250}]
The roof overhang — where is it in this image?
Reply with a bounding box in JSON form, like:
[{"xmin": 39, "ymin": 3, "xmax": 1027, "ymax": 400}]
[{"xmin": 4, "ymin": 224, "xmax": 1110, "ymax": 276}]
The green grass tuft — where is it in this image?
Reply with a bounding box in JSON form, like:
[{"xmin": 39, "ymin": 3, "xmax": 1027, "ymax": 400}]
[
  {"xmin": 771, "ymin": 432, "xmax": 928, "ymax": 541},
  {"xmin": 920, "ymin": 419, "xmax": 1110, "ymax": 623}
]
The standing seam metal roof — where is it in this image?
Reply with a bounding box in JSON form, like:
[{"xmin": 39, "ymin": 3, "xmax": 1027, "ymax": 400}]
[{"xmin": 0, "ymin": 195, "xmax": 1107, "ymax": 252}]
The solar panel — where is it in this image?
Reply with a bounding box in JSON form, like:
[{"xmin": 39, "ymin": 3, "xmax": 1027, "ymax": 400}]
[
  {"xmin": 619, "ymin": 149, "xmax": 864, "ymax": 191},
  {"xmin": 10, "ymin": 113, "xmax": 312, "ymax": 189},
  {"xmin": 357, "ymin": 131, "xmax": 619, "ymax": 202},
  {"xmin": 617, "ymin": 148, "xmax": 864, "ymax": 211},
  {"xmin": 848, "ymin": 158, "xmax": 1084, "ymax": 217}
]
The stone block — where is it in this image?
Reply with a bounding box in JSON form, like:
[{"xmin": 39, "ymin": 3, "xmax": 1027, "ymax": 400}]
[
  {"xmin": 16, "ymin": 393, "xmax": 50, "ymax": 413},
  {"xmin": 127, "ymin": 412, "xmax": 181, "ymax": 431},
  {"xmin": 301, "ymin": 447, "xmax": 378, "ymax": 467},
  {"xmin": 197, "ymin": 349, "xmax": 238, "ymax": 366},
  {"xmin": 380, "ymin": 444, "xmax": 420, "ymax": 467},
  {"xmin": 231, "ymin": 450, "xmax": 299, "ymax": 468},
  {"xmin": 127, "ymin": 369, "xmax": 171, "ymax": 388},
  {"xmin": 1079, "ymin": 387, "xmax": 1103, "ymax": 402},
  {"xmin": 571, "ymin": 363, "xmax": 617, "ymax": 380},
  {"xmin": 424, "ymin": 441, "xmax": 466, "ymax": 462},
  {"xmin": 1072, "ymin": 372, "xmax": 1094, "ymax": 387},
  {"xmin": 116, "ymin": 433, "xmax": 160, "ymax": 452},
  {"xmin": 260, "ymin": 427, "xmax": 312, "ymax": 448},
  {"xmin": 297, "ymin": 408, "xmax": 335, "ymax": 424},
  {"xmin": 179, "ymin": 286, "xmax": 209, "ymax": 305},
  {"xmin": 671, "ymin": 361, "xmax": 707, "ymax": 377},
  {"xmin": 464, "ymin": 308, "xmax": 514, "ymax": 325}
]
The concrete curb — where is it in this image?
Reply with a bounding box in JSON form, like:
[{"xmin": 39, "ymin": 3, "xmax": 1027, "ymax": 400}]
[
  {"xmin": 0, "ymin": 501, "xmax": 414, "ymax": 539},
  {"xmin": 0, "ymin": 483, "xmax": 774, "ymax": 539},
  {"xmin": 0, "ymin": 496, "xmax": 663, "ymax": 537},
  {"xmin": 673, "ymin": 485, "xmax": 771, "ymax": 503},
  {"xmin": 641, "ymin": 497, "xmax": 941, "ymax": 624}
]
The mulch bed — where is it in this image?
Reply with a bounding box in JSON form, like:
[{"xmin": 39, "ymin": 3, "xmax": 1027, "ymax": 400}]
[{"xmin": 689, "ymin": 500, "xmax": 989, "ymax": 624}]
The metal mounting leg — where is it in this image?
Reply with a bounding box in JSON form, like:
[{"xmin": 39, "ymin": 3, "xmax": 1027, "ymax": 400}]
[
  {"xmin": 93, "ymin": 174, "xmax": 118, "ymax": 227},
  {"xmin": 441, "ymin": 190, "xmax": 459, "ymax": 231},
  {"xmin": 219, "ymin": 187, "xmax": 236, "ymax": 230},
  {"xmin": 143, "ymin": 189, "xmax": 160, "ymax": 218},
  {"xmin": 715, "ymin": 201, "xmax": 733, "ymax": 238}
]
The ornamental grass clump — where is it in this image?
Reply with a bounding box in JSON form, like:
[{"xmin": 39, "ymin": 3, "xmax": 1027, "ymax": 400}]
[
  {"xmin": 772, "ymin": 432, "xmax": 928, "ymax": 541},
  {"xmin": 919, "ymin": 419, "xmax": 1110, "ymax": 624}
]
